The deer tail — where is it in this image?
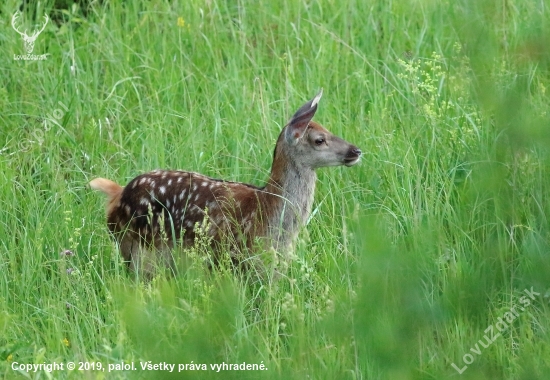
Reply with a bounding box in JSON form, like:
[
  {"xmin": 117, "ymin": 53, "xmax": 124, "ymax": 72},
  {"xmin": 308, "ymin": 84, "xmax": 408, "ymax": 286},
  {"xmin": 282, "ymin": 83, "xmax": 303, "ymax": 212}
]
[{"xmin": 89, "ymin": 178, "xmax": 124, "ymax": 211}]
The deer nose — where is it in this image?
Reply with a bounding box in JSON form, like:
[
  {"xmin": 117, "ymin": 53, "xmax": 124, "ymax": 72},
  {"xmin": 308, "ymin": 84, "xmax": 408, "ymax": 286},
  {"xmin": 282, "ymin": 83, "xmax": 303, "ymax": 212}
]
[
  {"xmin": 348, "ymin": 147, "xmax": 361, "ymax": 157},
  {"xmin": 343, "ymin": 146, "xmax": 362, "ymax": 166}
]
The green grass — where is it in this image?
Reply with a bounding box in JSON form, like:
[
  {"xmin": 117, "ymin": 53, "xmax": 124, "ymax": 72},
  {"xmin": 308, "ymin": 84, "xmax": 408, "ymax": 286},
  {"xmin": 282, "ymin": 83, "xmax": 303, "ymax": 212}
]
[{"xmin": 1, "ymin": 0, "xmax": 550, "ymax": 379}]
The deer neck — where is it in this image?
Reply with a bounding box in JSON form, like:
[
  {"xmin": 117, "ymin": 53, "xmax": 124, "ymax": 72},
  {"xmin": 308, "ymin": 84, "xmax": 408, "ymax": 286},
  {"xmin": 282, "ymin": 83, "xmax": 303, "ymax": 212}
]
[{"xmin": 261, "ymin": 143, "xmax": 317, "ymax": 250}]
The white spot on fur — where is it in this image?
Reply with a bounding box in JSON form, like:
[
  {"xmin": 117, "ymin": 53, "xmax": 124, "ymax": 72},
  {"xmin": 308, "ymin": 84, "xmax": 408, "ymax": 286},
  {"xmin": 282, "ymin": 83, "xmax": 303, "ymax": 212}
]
[
  {"xmin": 167, "ymin": 179, "xmax": 173, "ymax": 186},
  {"xmin": 212, "ymin": 215, "xmax": 223, "ymax": 226},
  {"xmin": 159, "ymin": 186, "xmax": 166, "ymax": 195},
  {"xmin": 140, "ymin": 197, "xmax": 149, "ymax": 206},
  {"xmin": 166, "ymin": 199, "xmax": 171, "ymax": 208}
]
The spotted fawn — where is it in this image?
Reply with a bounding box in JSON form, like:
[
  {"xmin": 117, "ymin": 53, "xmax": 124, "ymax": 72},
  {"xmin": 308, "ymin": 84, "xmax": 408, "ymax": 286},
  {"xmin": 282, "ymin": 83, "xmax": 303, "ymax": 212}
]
[{"xmin": 90, "ymin": 90, "xmax": 361, "ymax": 277}]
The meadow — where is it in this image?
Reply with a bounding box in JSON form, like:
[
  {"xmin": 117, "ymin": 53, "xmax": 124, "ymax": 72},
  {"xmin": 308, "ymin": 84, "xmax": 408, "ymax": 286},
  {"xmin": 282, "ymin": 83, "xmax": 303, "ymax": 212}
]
[{"xmin": 1, "ymin": 0, "xmax": 549, "ymax": 379}]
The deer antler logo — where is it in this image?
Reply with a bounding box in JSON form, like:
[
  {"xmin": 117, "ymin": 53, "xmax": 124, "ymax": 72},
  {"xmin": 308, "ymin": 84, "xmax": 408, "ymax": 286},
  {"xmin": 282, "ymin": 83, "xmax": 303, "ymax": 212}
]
[{"xmin": 11, "ymin": 11, "xmax": 49, "ymax": 54}]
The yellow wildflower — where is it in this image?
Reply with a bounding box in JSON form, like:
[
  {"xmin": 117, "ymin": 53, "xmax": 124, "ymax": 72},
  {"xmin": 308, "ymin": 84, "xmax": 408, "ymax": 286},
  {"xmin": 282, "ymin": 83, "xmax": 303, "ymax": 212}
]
[{"xmin": 177, "ymin": 16, "xmax": 190, "ymax": 30}]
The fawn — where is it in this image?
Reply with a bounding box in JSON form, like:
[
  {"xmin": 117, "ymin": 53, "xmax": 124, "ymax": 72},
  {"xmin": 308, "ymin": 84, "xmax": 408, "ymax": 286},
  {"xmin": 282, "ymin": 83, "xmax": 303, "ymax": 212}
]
[{"xmin": 90, "ymin": 90, "xmax": 361, "ymax": 277}]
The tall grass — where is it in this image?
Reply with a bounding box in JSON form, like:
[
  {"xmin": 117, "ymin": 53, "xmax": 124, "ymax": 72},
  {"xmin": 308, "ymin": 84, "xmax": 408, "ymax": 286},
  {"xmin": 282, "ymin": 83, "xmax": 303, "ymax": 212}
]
[{"xmin": 1, "ymin": 0, "xmax": 549, "ymax": 379}]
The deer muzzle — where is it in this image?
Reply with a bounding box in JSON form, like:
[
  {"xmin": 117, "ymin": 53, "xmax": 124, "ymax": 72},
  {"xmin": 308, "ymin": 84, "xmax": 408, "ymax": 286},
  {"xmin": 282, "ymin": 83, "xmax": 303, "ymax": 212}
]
[{"xmin": 344, "ymin": 147, "xmax": 362, "ymax": 166}]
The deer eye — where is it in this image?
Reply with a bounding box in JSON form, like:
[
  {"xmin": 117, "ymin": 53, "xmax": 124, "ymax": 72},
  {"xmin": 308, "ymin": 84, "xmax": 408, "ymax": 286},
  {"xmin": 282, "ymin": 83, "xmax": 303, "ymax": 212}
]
[{"xmin": 314, "ymin": 137, "xmax": 326, "ymax": 146}]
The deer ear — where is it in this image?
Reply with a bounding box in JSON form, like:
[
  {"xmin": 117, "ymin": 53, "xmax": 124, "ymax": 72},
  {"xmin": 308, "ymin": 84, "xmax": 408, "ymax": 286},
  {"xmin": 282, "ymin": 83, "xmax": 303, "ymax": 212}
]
[{"xmin": 285, "ymin": 89, "xmax": 323, "ymax": 143}]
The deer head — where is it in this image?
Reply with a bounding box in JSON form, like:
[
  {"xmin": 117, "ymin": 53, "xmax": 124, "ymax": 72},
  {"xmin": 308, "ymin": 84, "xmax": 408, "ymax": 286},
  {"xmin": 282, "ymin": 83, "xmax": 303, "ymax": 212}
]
[
  {"xmin": 11, "ymin": 12, "xmax": 49, "ymax": 54},
  {"xmin": 277, "ymin": 89, "xmax": 362, "ymax": 170}
]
